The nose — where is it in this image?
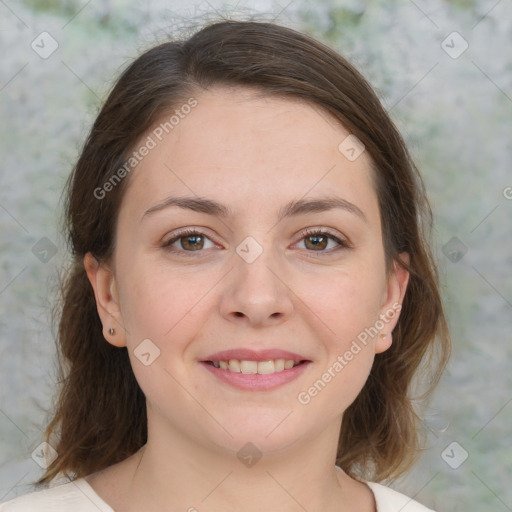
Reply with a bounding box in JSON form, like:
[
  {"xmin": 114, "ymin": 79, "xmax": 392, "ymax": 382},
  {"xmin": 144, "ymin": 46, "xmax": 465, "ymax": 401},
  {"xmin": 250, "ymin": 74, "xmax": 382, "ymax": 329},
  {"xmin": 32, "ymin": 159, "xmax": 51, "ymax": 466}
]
[{"xmin": 219, "ymin": 244, "xmax": 294, "ymax": 327}]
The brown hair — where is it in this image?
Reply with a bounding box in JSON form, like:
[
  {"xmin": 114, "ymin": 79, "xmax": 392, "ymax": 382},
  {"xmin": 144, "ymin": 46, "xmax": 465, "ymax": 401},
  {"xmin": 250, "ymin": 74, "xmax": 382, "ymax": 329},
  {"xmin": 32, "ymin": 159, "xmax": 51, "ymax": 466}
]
[{"xmin": 37, "ymin": 19, "xmax": 450, "ymax": 486}]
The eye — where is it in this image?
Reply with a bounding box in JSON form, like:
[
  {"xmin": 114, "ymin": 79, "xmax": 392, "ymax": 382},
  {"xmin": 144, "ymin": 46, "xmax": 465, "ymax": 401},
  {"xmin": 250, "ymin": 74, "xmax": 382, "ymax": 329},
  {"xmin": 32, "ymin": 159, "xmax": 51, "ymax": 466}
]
[
  {"xmin": 295, "ymin": 228, "xmax": 351, "ymax": 254},
  {"xmin": 161, "ymin": 227, "xmax": 350, "ymax": 256},
  {"xmin": 162, "ymin": 228, "xmax": 217, "ymax": 254}
]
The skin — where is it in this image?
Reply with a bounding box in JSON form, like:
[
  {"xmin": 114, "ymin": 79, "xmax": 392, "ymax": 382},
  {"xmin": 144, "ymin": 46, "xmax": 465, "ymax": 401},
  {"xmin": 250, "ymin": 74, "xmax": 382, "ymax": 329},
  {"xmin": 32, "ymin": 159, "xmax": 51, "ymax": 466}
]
[{"xmin": 84, "ymin": 86, "xmax": 409, "ymax": 512}]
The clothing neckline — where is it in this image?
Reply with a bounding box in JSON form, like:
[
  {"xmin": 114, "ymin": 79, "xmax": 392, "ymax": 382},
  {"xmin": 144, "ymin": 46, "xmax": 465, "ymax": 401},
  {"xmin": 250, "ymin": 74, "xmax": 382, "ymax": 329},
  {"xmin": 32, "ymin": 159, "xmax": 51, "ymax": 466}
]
[
  {"xmin": 71, "ymin": 478, "xmax": 115, "ymax": 511},
  {"xmin": 335, "ymin": 465, "xmax": 378, "ymax": 511},
  {"xmin": 74, "ymin": 470, "xmax": 378, "ymax": 512}
]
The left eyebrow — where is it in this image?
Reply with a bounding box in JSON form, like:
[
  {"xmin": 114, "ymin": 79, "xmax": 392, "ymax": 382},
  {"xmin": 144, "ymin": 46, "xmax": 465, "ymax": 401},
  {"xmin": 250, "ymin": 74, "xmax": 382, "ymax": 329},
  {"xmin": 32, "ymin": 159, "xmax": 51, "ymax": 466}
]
[
  {"xmin": 276, "ymin": 196, "xmax": 368, "ymax": 224},
  {"xmin": 141, "ymin": 195, "xmax": 367, "ymax": 224}
]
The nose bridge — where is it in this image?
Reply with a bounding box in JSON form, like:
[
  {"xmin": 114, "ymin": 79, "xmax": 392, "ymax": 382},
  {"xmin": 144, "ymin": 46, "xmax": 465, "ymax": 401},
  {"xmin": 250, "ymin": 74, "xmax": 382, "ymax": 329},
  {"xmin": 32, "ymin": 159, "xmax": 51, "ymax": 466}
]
[
  {"xmin": 234, "ymin": 233, "xmax": 281, "ymax": 296},
  {"xmin": 220, "ymin": 233, "xmax": 293, "ymax": 324}
]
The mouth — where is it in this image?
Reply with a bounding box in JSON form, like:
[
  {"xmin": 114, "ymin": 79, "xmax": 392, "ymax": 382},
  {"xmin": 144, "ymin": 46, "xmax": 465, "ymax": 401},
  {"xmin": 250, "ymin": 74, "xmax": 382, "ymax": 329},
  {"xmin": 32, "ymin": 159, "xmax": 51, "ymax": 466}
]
[
  {"xmin": 199, "ymin": 348, "xmax": 311, "ymax": 391},
  {"xmin": 202, "ymin": 358, "xmax": 307, "ymax": 375}
]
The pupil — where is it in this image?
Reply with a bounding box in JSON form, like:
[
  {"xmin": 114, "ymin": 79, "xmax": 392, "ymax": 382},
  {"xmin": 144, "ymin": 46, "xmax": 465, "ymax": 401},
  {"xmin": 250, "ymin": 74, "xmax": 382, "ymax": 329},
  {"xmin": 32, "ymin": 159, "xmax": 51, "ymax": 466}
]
[
  {"xmin": 307, "ymin": 235, "xmax": 327, "ymax": 250},
  {"xmin": 183, "ymin": 235, "xmax": 203, "ymax": 250}
]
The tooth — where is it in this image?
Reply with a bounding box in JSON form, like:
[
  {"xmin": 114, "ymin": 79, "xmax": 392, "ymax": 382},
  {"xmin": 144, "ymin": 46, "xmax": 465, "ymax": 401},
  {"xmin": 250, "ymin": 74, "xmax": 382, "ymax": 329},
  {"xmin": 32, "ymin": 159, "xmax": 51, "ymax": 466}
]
[
  {"xmin": 216, "ymin": 359, "xmax": 301, "ymax": 373},
  {"xmin": 240, "ymin": 360, "xmax": 258, "ymax": 374},
  {"xmin": 228, "ymin": 359, "xmax": 241, "ymax": 372},
  {"xmin": 257, "ymin": 360, "xmax": 275, "ymax": 374},
  {"xmin": 274, "ymin": 359, "xmax": 285, "ymax": 372}
]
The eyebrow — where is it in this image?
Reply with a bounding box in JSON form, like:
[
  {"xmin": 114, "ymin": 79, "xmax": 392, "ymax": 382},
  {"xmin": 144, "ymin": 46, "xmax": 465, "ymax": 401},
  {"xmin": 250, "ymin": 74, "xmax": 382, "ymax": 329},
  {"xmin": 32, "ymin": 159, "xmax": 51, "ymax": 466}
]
[{"xmin": 141, "ymin": 195, "xmax": 367, "ymax": 224}]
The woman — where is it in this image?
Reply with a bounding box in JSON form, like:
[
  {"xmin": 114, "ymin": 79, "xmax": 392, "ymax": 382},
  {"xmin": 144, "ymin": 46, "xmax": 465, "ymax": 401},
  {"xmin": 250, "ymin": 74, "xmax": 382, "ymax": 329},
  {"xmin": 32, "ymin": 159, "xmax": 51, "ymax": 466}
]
[{"xmin": 1, "ymin": 19, "xmax": 450, "ymax": 511}]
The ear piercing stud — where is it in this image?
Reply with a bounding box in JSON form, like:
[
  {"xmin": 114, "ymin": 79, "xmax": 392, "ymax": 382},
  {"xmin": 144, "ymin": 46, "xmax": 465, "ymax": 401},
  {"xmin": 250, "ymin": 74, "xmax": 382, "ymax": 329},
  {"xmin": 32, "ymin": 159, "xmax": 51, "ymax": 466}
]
[{"xmin": 109, "ymin": 328, "xmax": 115, "ymax": 335}]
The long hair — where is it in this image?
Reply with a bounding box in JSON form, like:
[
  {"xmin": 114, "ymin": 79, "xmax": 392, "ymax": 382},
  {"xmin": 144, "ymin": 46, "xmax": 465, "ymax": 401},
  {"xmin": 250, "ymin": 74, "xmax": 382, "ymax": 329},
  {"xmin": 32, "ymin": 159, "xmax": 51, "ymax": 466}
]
[{"xmin": 37, "ymin": 19, "xmax": 450, "ymax": 486}]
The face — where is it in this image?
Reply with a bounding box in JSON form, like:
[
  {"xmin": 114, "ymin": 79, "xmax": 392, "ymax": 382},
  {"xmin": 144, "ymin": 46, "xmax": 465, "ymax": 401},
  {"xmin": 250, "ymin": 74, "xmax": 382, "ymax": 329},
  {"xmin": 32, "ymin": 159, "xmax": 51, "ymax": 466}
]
[{"xmin": 85, "ymin": 86, "xmax": 409, "ymax": 456}]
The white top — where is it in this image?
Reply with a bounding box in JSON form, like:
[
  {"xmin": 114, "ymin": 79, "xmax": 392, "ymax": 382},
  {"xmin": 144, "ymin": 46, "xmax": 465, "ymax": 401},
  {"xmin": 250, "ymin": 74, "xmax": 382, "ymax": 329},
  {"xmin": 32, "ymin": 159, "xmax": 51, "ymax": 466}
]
[{"xmin": 0, "ymin": 477, "xmax": 434, "ymax": 511}]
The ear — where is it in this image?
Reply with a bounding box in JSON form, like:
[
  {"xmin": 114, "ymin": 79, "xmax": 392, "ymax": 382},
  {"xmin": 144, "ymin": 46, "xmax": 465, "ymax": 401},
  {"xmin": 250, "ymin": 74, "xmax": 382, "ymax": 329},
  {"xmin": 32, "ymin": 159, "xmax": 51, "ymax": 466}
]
[
  {"xmin": 374, "ymin": 252, "xmax": 410, "ymax": 354},
  {"xmin": 84, "ymin": 252, "xmax": 127, "ymax": 347}
]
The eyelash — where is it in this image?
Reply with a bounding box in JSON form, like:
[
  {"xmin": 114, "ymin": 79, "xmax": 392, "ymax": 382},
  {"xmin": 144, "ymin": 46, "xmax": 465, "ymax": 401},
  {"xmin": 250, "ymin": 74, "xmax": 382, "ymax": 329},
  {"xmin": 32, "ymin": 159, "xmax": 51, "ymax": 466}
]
[{"xmin": 161, "ymin": 228, "xmax": 351, "ymax": 256}]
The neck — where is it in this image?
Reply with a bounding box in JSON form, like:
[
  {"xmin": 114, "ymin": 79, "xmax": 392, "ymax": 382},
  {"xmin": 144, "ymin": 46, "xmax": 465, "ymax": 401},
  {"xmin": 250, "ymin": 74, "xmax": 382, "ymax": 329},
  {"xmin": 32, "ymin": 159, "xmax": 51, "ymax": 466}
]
[{"xmin": 103, "ymin": 416, "xmax": 374, "ymax": 512}]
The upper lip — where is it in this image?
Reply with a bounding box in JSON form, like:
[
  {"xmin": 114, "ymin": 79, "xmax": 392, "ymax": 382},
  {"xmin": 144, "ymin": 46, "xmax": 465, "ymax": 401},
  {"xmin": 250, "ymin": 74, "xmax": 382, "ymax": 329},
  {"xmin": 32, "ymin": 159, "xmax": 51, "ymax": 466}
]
[{"xmin": 201, "ymin": 348, "xmax": 309, "ymax": 362}]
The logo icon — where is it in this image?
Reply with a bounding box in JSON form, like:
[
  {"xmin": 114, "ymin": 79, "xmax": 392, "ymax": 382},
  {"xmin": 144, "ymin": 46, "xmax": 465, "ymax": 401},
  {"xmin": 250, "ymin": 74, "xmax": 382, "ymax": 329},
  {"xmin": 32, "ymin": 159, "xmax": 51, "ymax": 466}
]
[
  {"xmin": 31, "ymin": 442, "xmax": 58, "ymax": 469},
  {"xmin": 338, "ymin": 134, "xmax": 366, "ymax": 161},
  {"xmin": 441, "ymin": 441, "xmax": 468, "ymax": 469},
  {"xmin": 441, "ymin": 32, "xmax": 469, "ymax": 59},
  {"xmin": 237, "ymin": 442, "xmax": 262, "ymax": 468},
  {"xmin": 134, "ymin": 338, "xmax": 161, "ymax": 366},
  {"xmin": 31, "ymin": 32, "xmax": 59, "ymax": 59},
  {"xmin": 236, "ymin": 236, "xmax": 263, "ymax": 264},
  {"xmin": 442, "ymin": 236, "xmax": 468, "ymax": 263},
  {"xmin": 32, "ymin": 237, "xmax": 58, "ymax": 263}
]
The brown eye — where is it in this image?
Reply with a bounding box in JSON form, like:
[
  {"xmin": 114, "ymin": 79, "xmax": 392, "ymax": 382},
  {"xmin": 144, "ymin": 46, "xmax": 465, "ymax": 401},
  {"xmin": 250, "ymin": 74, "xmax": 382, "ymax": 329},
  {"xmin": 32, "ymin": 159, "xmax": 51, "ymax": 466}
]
[
  {"xmin": 162, "ymin": 229, "xmax": 216, "ymax": 254},
  {"xmin": 296, "ymin": 229, "xmax": 350, "ymax": 254},
  {"xmin": 304, "ymin": 234, "xmax": 328, "ymax": 250},
  {"xmin": 180, "ymin": 234, "xmax": 204, "ymax": 251}
]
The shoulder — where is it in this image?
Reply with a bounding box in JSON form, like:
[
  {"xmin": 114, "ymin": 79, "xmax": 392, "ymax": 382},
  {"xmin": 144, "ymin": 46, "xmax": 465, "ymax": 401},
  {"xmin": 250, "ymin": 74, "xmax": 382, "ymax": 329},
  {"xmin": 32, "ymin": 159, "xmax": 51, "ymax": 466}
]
[
  {"xmin": 0, "ymin": 478, "xmax": 113, "ymax": 512},
  {"xmin": 366, "ymin": 481, "xmax": 436, "ymax": 512}
]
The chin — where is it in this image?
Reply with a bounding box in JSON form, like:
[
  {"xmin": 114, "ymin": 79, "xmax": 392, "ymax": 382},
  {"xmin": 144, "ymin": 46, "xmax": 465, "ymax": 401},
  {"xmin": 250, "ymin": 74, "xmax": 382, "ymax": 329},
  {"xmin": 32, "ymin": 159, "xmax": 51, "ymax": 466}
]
[{"xmin": 204, "ymin": 414, "xmax": 311, "ymax": 458}]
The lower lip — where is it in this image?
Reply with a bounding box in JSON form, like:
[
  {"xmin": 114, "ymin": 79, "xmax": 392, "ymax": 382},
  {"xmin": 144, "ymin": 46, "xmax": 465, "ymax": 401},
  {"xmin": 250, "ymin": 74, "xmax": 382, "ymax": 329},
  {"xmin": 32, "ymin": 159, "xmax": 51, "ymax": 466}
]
[{"xmin": 200, "ymin": 361, "xmax": 311, "ymax": 391}]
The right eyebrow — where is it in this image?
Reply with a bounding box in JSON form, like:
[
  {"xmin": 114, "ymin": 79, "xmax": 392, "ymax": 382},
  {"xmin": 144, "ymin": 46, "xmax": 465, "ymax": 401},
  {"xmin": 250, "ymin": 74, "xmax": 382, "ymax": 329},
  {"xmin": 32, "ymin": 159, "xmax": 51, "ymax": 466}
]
[{"xmin": 141, "ymin": 196, "xmax": 232, "ymax": 222}]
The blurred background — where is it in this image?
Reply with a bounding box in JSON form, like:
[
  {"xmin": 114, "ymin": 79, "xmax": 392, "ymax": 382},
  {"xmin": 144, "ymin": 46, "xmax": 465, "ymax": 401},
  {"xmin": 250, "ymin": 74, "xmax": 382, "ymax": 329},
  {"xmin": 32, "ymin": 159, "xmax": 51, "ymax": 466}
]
[{"xmin": 0, "ymin": 0, "xmax": 511, "ymax": 509}]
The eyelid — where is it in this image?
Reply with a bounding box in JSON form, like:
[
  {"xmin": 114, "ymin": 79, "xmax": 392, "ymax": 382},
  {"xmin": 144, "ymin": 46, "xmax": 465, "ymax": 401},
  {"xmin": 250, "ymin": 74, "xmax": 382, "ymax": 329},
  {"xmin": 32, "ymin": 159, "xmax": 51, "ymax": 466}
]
[
  {"xmin": 164, "ymin": 226, "xmax": 218, "ymax": 243},
  {"xmin": 300, "ymin": 226, "xmax": 349, "ymax": 240}
]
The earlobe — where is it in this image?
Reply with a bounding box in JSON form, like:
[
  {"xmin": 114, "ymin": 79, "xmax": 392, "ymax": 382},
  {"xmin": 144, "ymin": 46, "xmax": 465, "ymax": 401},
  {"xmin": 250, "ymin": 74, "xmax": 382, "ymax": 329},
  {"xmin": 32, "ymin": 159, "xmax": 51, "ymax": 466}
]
[
  {"xmin": 375, "ymin": 332, "xmax": 393, "ymax": 354},
  {"xmin": 83, "ymin": 252, "xmax": 127, "ymax": 348}
]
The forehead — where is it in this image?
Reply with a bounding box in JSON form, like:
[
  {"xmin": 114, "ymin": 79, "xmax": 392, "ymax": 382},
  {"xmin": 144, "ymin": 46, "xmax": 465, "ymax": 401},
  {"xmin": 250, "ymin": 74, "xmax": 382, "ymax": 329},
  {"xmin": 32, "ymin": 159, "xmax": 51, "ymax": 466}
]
[{"xmin": 120, "ymin": 86, "xmax": 378, "ymax": 225}]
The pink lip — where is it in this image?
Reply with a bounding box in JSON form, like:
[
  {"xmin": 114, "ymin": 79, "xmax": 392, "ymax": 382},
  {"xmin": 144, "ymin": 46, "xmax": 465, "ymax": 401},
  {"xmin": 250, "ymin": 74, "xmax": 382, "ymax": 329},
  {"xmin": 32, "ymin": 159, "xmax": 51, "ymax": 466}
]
[
  {"xmin": 200, "ymin": 360, "xmax": 311, "ymax": 391},
  {"xmin": 202, "ymin": 348, "xmax": 309, "ymax": 363}
]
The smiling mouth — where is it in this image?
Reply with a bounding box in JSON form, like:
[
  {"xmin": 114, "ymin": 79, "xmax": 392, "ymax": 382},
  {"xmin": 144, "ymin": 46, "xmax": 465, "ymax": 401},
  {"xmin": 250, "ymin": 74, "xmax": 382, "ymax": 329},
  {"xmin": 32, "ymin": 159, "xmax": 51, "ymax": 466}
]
[{"xmin": 203, "ymin": 359, "xmax": 307, "ymax": 375}]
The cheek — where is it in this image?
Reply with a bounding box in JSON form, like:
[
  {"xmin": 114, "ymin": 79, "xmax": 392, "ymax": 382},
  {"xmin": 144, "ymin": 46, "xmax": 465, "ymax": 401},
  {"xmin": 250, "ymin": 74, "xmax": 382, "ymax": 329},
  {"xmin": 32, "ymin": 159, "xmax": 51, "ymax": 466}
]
[
  {"xmin": 298, "ymin": 280, "xmax": 379, "ymax": 417},
  {"xmin": 306, "ymin": 266, "xmax": 385, "ymax": 344},
  {"xmin": 120, "ymin": 266, "xmax": 208, "ymax": 407},
  {"xmin": 297, "ymin": 327, "xmax": 376, "ymax": 420},
  {"xmin": 118, "ymin": 261, "xmax": 209, "ymax": 342}
]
